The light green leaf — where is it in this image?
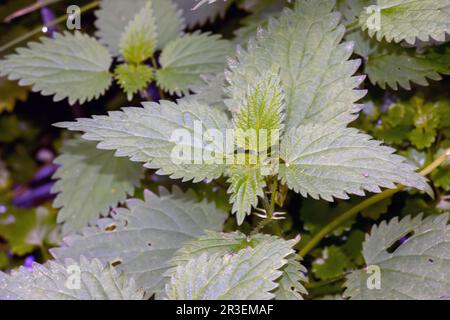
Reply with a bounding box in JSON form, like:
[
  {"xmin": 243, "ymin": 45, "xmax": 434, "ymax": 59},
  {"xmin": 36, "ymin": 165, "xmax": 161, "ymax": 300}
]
[
  {"xmin": 119, "ymin": 2, "xmax": 156, "ymax": 64},
  {"xmin": 165, "ymin": 235, "xmax": 297, "ymax": 300},
  {"xmin": 365, "ymin": 44, "xmax": 450, "ymax": 90},
  {"xmin": 233, "ymin": 67, "xmax": 285, "ymax": 143},
  {"xmin": 344, "ymin": 213, "xmax": 450, "ymax": 300},
  {"xmin": 168, "ymin": 231, "xmax": 307, "ymax": 300},
  {"xmin": 279, "ymin": 124, "xmax": 432, "ymax": 201},
  {"xmin": 0, "ymin": 32, "xmax": 113, "ymax": 105},
  {"xmin": 114, "ymin": 64, "xmax": 154, "ymax": 101},
  {"xmin": 52, "ymin": 139, "xmax": 142, "ymax": 235},
  {"xmin": 226, "ymin": 0, "xmax": 366, "ymax": 129},
  {"xmin": 226, "ymin": 165, "xmax": 266, "ymax": 225},
  {"xmin": 0, "ymin": 257, "xmax": 144, "ymax": 300},
  {"xmin": 51, "ymin": 188, "xmax": 227, "ymax": 295},
  {"xmin": 359, "ymin": 0, "xmax": 450, "ymax": 44},
  {"xmin": 55, "ymin": 98, "xmax": 232, "ymax": 183},
  {"xmin": 95, "ymin": 0, "xmax": 185, "ymax": 57},
  {"xmin": 156, "ymin": 32, "xmax": 232, "ymax": 95}
]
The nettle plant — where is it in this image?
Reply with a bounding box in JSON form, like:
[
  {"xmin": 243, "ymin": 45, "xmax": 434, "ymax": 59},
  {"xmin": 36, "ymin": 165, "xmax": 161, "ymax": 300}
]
[{"xmin": 0, "ymin": 0, "xmax": 449, "ymax": 300}]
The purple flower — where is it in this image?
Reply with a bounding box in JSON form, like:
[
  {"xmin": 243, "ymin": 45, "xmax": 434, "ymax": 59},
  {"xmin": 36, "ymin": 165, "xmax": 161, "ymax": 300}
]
[{"xmin": 24, "ymin": 255, "xmax": 35, "ymax": 270}]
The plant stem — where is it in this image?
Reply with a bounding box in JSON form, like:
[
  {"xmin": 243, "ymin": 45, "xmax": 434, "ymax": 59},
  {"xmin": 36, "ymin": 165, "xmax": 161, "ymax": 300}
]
[
  {"xmin": 252, "ymin": 178, "xmax": 279, "ymax": 234},
  {"xmin": 299, "ymin": 148, "xmax": 450, "ymax": 257},
  {"xmin": 4, "ymin": 0, "xmax": 64, "ymax": 22},
  {"xmin": 0, "ymin": 1, "xmax": 100, "ymax": 54}
]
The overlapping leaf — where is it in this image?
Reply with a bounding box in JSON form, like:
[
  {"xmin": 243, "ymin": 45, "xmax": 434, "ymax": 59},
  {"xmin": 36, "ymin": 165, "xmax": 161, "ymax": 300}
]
[
  {"xmin": 114, "ymin": 64, "xmax": 154, "ymax": 101},
  {"xmin": 55, "ymin": 99, "xmax": 232, "ymax": 183},
  {"xmin": 0, "ymin": 257, "xmax": 144, "ymax": 300},
  {"xmin": 165, "ymin": 235, "xmax": 297, "ymax": 300},
  {"xmin": 51, "ymin": 188, "xmax": 227, "ymax": 295},
  {"xmin": 359, "ymin": 0, "xmax": 450, "ymax": 44},
  {"xmin": 365, "ymin": 44, "xmax": 450, "ymax": 90},
  {"xmin": 119, "ymin": 2, "xmax": 157, "ymax": 64},
  {"xmin": 168, "ymin": 231, "xmax": 307, "ymax": 300},
  {"xmin": 156, "ymin": 32, "xmax": 232, "ymax": 95},
  {"xmin": 95, "ymin": 0, "xmax": 185, "ymax": 56},
  {"xmin": 344, "ymin": 213, "xmax": 450, "ymax": 300},
  {"xmin": 0, "ymin": 32, "xmax": 113, "ymax": 105},
  {"xmin": 52, "ymin": 139, "xmax": 142, "ymax": 234},
  {"xmin": 226, "ymin": 166, "xmax": 266, "ymax": 225},
  {"xmin": 226, "ymin": 0, "xmax": 366, "ymax": 129},
  {"xmin": 279, "ymin": 124, "xmax": 432, "ymax": 201}
]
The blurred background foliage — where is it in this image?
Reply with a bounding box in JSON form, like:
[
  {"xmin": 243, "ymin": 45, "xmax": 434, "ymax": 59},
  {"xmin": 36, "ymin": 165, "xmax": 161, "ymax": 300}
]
[{"xmin": 0, "ymin": 0, "xmax": 448, "ymax": 299}]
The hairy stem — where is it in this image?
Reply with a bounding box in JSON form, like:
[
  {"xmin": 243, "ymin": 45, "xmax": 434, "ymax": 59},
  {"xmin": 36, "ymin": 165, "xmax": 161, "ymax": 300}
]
[
  {"xmin": 252, "ymin": 178, "xmax": 279, "ymax": 234},
  {"xmin": 0, "ymin": 1, "xmax": 100, "ymax": 53},
  {"xmin": 299, "ymin": 148, "xmax": 450, "ymax": 257}
]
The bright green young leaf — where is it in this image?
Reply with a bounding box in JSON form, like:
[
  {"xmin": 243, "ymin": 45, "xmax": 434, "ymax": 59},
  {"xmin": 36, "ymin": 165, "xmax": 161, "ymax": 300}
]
[
  {"xmin": 0, "ymin": 32, "xmax": 113, "ymax": 105},
  {"xmin": 226, "ymin": 0, "xmax": 366, "ymax": 129},
  {"xmin": 95, "ymin": 0, "xmax": 185, "ymax": 57},
  {"xmin": 359, "ymin": 0, "xmax": 450, "ymax": 44},
  {"xmin": 279, "ymin": 124, "xmax": 432, "ymax": 201},
  {"xmin": 165, "ymin": 236, "xmax": 297, "ymax": 300},
  {"xmin": 226, "ymin": 165, "xmax": 266, "ymax": 225},
  {"xmin": 114, "ymin": 64, "xmax": 154, "ymax": 101},
  {"xmin": 233, "ymin": 67, "xmax": 285, "ymax": 147},
  {"xmin": 168, "ymin": 231, "xmax": 307, "ymax": 300},
  {"xmin": 156, "ymin": 32, "xmax": 232, "ymax": 95},
  {"xmin": 52, "ymin": 139, "xmax": 142, "ymax": 235},
  {"xmin": 51, "ymin": 188, "xmax": 227, "ymax": 295},
  {"xmin": 55, "ymin": 98, "xmax": 232, "ymax": 183},
  {"xmin": 344, "ymin": 213, "xmax": 450, "ymax": 300},
  {"xmin": 119, "ymin": 2, "xmax": 157, "ymax": 64},
  {"xmin": 0, "ymin": 257, "xmax": 144, "ymax": 300}
]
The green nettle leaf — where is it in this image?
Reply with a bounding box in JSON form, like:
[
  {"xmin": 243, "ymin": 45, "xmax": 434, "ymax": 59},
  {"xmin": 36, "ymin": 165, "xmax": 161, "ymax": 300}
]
[
  {"xmin": 0, "ymin": 32, "xmax": 113, "ymax": 105},
  {"xmin": 312, "ymin": 246, "xmax": 353, "ymax": 280},
  {"xmin": 365, "ymin": 45, "xmax": 450, "ymax": 90},
  {"xmin": 165, "ymin": 236, "xmax": 297, "ymax": 300},
  {"xmin": 114, "ymin": 64, "xmax": 154, "ymax": 101},
  {"xmin": 119, "ymin": 2, "xmax": 157, "ymax": 64},
  {"xmin": 226, "ymin": 166, "xmax": 266, "ymax": 225},
  {"xmin": 233, "ymin": 68, "xmax": 285, "ymax": 140},
  {"xmin": 0, "ymin": 258, "xmax": 144, "ymax": 300},
  {"xmin": 156, "ymin": 32, "xmax": 232, "ymax": 95},
  {"xmin": 55, "ymin": 99, "xmax": 232, "ymax": 183},
  {"xmin": 359, "ymin": 0, "xmax": 450, "ymax": 44},
  {"xmin": 279, "ymin": 124, "xmax": 432, "ymax": 201},
  {"xmin": 344, "ymin": 213, "xmax": 450, "ymax": 300},
  {"xmin": 95, "ymin": 0, "xmax": 185, "ymax": 57},
  {"xmin": 226, "ymin": 0, "xmax": 366, "ymax": 129},
  {"xmin": 52, "ymin": 139, "xmax": 142, "ymax": 235},
  {"xmin": 168, "ymin": 231, "xmax": 307, "ymax": 300},
  {"xmin": 51, "ymin": 188, "xmax": 227, "ymax": 295}
]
